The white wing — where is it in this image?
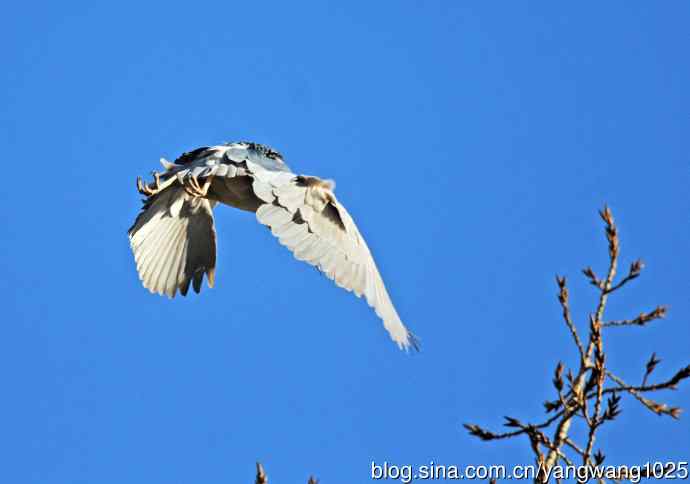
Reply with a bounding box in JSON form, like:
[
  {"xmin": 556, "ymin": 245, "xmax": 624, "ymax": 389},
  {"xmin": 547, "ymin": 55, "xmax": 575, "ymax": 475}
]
[
  {"xmin": 252, "ymin": 173, "xmax": 418, "ymax": 351},
  {"xmin": 128, "ymin": 186, "xmax": 217, "ymax": 298},
  {"xmin": 129, "ymin": 142, "xmax": 418, "ymax": 350}
]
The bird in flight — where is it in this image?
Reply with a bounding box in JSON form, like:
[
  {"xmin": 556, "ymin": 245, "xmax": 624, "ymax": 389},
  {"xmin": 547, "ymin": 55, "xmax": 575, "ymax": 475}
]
[{"xmin": 128, "ymin": 142, "xmax": 418, "ymax": 350}]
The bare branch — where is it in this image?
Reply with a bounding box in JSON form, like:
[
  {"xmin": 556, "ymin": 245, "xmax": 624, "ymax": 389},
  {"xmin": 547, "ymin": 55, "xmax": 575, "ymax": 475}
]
[
  {"xmin": 605, "ymin": 259, "xmax": 644, "ymax": 294},
  {"xmin": 469, "ymin": 206, "xmax": 685, "ymax": 482},
  {"xmin": 564, "ymin": 437, "xmax": 585, "ymax": 456},
  {"xmin": 603, "ymin": 364, "xmax": 690, "ymax": 394},
  {"xmin": 556, "ymin": 276, "xmax": 585, "ymax": 363},
  {"xmin": 603, "ymin": 306, "xmax": 668, "ymax": 328},
  {"xmin": 584, "ymin": 350, "xmax": 606, "ymax": 465},
  {"xmin": 574, "ymin": 363, "xmax": 690, "ymax": 401},
  {"xmin": 544, "ymin": 206, "xmax": 620, "ymax": 471},
  {"xmin": 606, "ymin": 371, "xmax": 682, "ymax": 418},
  {"xmin": 464, "ymin": 411, "xmax": 565, "ymax": 441}
]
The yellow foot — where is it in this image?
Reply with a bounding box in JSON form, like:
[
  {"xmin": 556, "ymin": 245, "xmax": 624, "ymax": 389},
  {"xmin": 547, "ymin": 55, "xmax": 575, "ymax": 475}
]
[
  {"xmin": 136, "ymin": 171, "xmax": 162, "ymax": 197},
  {"xmin": 181, "ymin": 173, "xmax": 214, "ymax": 198}
]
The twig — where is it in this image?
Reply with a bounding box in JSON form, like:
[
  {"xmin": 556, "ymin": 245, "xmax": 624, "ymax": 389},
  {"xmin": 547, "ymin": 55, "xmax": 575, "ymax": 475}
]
[
  {"xmin": 584, "ymin": 350, "xmax": 606, "ymax": 465},
  {"xmin": 601, "ymin": 364, "xmax": 690, "ymax": 395},
  {"xmin": 464, "ymin": 411, "xmax": 565, "ymax": 441},
  {"xmin": 604, "ymin": 260, "xmax": 644, "ymax": 294},
  {"xmin": 544, "ymin": 208, "xmax": 619, "ymax": 471},
  {"xmin": 564, "ymin": 437, "xmax": 585, "ymax": 456},
  {"xmin": 468, "ymin": 206, "xmax": 685, "ymax": 482},
  {"xmin": 602, "ymin": 306, "xmax": 667, "ymax": 327},
  {"xmin": 606, "ymin": 371, "xmax": 682, "ymax": 418},
  {"xmin": 556, "ymin": 277, "xmax": 585, "ymax": 363}
]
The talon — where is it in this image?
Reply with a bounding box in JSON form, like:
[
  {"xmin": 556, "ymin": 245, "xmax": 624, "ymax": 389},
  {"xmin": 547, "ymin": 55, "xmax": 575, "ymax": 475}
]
[
  {"xmin": 189, "ymin": 174, "xmax": 201, "ymax": 193},
  {"xmin": 181, "ymin": 173, "xmax": 213, "ymax": 198},
  {"xmin": 137, "ymin": 176, "xmax": 152, "ymax": 196},
  {"xmin": 136, "ymin": 173, "xmax": 162, "ymax": 198},
  {"xmin": 200, "ymin": 175, "xmax": 214, "ymax": 196},
  {"xmin": 183, "ymin": 185, "xmax": 196, "ymax": 197},
  {"xmin": 181, "ymin": 173, "xmax": 198, "ymax": 197}
]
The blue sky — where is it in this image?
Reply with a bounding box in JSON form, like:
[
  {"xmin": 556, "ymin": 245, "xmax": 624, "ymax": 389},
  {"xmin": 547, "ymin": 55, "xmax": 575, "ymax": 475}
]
[{"xmin": 2, "ymin": 1, "xmax": 688, "ymax": 482}]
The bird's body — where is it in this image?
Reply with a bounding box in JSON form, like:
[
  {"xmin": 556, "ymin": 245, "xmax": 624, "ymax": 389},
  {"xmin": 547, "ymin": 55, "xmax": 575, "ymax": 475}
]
[{"xmin": 128, "ymin": 142, "xmax": 417, "ymax": 350}]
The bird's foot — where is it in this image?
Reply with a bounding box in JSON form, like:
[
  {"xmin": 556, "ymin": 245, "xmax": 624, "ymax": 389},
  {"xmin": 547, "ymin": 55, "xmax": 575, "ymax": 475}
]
[
  {"xmin": 181, "ymin": 173, "xmax": 213, "ymax": 198},
  {"xmin": 136, "ymin": 171, "xmax": 162, "ymax": 197}
]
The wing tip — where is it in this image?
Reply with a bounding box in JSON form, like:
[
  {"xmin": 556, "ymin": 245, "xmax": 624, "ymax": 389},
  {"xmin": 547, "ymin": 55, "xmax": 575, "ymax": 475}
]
[
  {"xmin": 396, "ymin": 330, "xmax": 421, "ymax": 353},
  {"xmin": 207, "ymin": 267, "xmax": 216, "ymax": 288}
]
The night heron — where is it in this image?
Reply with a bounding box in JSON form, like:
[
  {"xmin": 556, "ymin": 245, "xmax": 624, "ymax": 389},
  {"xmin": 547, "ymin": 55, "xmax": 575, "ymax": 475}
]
[{"xmin": 128, "ymin": 142, "xmax": 418, "ymax": 350}]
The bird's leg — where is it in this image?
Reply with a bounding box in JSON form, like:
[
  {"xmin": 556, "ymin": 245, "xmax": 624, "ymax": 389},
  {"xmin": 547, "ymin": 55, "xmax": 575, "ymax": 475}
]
[
  {"xmin": 195, "ymin": 175, "xmax": 213, "ymax": 197},
  {"xmin": 136, "ymin": 171, "xmax": 162, "ymax": 197},
  {"xmin": 187, "ymin": 174, "xmax": 203, "ymax": 194},
  {"xmin": 151, "ymin": 171, "xmax": 161, "ymax": 192},
  {"xmin": 182, "ymin": 174, "xmax": 214, "ymax": 198}
]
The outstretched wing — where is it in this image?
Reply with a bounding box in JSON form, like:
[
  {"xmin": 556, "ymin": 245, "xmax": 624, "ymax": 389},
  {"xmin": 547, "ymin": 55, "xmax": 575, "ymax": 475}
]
[
  {"xmin": 129, "ymin": 142, "xmax": 417, "ymax": 350},
  {"xmin": 252, "ymin": 174, "xmax": 418, "ymax": 351},
  {"xmin": 128, "ymin": 186, "xmax": 217, "ymax": 298}
]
